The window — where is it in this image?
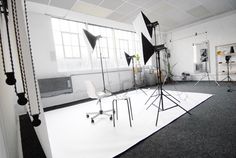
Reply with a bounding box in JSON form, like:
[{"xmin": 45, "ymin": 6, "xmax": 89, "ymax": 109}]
[
  {"xmin": 115, "ymin": 30, "xmax": 137, "ymax": 67},
  {"xmin": 118, "ymin": 39, "xmax": 129, "ymax": 58},
  {"xmin": 61, "ymin": 32, "xmax": 81, "ymax": 58},
  {"xmin": 51, "ymin": 17, "xmax": 143, "ymax": 72},
  {"xmin": 51, "ymin": 18, "xmax": 91, "ymax": 72},
  {"xmin": 88, "ymin": 25, "xmax": 116, "ymax": 69},
  {"xmin": 95, "ymin": 37, "xmax": 109, "ymax": 58}
]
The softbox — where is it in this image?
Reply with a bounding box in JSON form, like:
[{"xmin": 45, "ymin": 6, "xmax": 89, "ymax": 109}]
[
  {"xmin": 141, "ymin": 33, "xmax": 154, "ymax": 64},
  {"xmin": 133, "ymin": 11, "xmax": 153, "ymax": 41},
  {"xmin": 83, "ymin": 29, "xmax": 97, "ymax": 52},
  {"xmin": 124, "ymin": 52, "xmax": 132, "ymax": 66}
]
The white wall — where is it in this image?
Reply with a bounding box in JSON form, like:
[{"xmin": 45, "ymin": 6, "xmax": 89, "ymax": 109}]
[
  {"xmin": 166, "ymin": 10, "xmax": 236, "ymax": 81},
  {"xmin": 29, "ymin": 12, "xmax": 58, "ymax": 76}
]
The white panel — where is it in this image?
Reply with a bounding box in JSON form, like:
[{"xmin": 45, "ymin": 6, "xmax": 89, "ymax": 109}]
[
  {"xmin": 50, "ymin": 0, "xmax": 77, "ymax": 9},
  {"xmin": 166, "ymin": 0, "xmax": 201, "ymax": 11},
  {"xmin": 72, "ymin": 1, "xmax": 113, "ymax": 18},
  {"xmin": 100, "ymin": 0, "xmax": 124, "ymax": 10},
  {"xmin": 126, "ymin": 0, "xmax": 152, "ymax": 6},
  {"xmin": 80, "ymin": 0, "xmax": 103, "ymax": 5},
  {"xmin": 148, "ymin": 1, "xmax": 176, "ymax": 13},
  {"xmin": 199, "ymin": 0, "xmax": 234, "ymax": 15},
  {"xmin": 27, "ymin": 0, "xmax": 49, "ymax": 5},
  {"xmin": 115, "ymin": 3, "xmax": 138, "ymax": 15},
  {"xmin": 164, "ymin": 9, "xmax": 197, "ymax": 25},
  {"xmin": 141, "ymin": 0, "xmax": 163, "ymax": 10},
  {"xmin": 27, "ymin": 1, "xmax": 48, "ymax": 14},
  {"xmin": 187, "ymin": 5, "xmax": 211, "ymax": 18},
  {"xmin": 45, "ymin": 6, "xmax": 68, "ymax": 18},
  {"xmin": 106, "ymin": 12, "xmax": 124, "ymax": 21}
]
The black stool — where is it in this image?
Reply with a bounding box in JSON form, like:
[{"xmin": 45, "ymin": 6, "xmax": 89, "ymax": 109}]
[{"xmin": 112, "ymin": 96, "xmax": 133, "ymax": 127}]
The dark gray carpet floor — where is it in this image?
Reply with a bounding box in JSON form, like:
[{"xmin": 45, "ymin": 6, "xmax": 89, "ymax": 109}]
[{"xmin": 115, "ymin": 81, "xmax": 236, "ymax": 158}]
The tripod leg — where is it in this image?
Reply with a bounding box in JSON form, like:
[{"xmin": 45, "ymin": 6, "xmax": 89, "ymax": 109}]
[
  {"xmin": 139, "ymin": 88, "xmax": 147, "ymax": 95},
  {"xmin": 155, "ymin": 96, "xmax": 162, "ymax": 126},
  {"xmin": 163, "ymin": 94, "xmax": 191, "ymax": 115},
  {"xmin": 221, "ymin": 76, "xmax": 228, "ymax": 81},
  {"xmin": 207, "ymin": 72, "xmax": 210, "ymax": 84},
  {"xmin": 144, "ymin": 88, "xmax": 159, "ymax": 105},
  {"xmin": 146, "ymin": 95, "xmax": 160, "ymax": 110},
  {"xmin": 214, "ymin": 80, "xmax": 220, "ymax": 86},
  {"xmin": 162, "ymin": 75, "xmax": 168, "ymax": 87},
  {"xmin": 162, "ymin": 89, "xmax": 180, "ymax": 103},
  {"xmin": 194, "ymin": 74, "xmax": 206, "ymax": 87}
]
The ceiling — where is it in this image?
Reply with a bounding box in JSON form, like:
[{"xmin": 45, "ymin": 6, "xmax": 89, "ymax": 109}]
[{"xmin": 27, "ymin": 0, "xmax": 236, "ymax": 31}]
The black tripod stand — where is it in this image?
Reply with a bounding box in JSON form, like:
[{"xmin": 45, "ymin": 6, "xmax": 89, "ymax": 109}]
[
  {"xmin": 221, "ymin": 55, "xmax": 233, "ymax": 92},
  {"xmin": 125, "ymin": 53, "xmax": 147, "ymax": 95},
  {"xmin": 142, "ymin": 24, "xmax": 191, "ymax": 126}
]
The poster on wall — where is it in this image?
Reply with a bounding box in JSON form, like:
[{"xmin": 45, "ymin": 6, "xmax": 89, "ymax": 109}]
[{"xmin": 193, "ymin": 41, "xmax": 210, "ymax": 73}]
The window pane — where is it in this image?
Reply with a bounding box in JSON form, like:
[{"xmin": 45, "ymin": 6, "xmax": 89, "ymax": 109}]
[
  {"xmin": 69, "ymin": 21, "xmax": 78, "ymax": 33},
  {"xmin": 72, "ymin": 46, "xmax": 80, "ymax": 57},
  {"xmin": 64, "ymin": 46, "xmax": 73, "ymax": 58},
  {"xmin": 62, "ymin": 33, "xmax": 71, "ymax": 45},
  {"xmin": 59, "ymin": 20, "xmax": 69, "ymax": 32},
  {"xmin": 53, "ymin": 32, "xmax": 62, "ymax": 45},
  {"xmin": 71, "ymin": 34, "xmax": 79, "ymax": 46}
]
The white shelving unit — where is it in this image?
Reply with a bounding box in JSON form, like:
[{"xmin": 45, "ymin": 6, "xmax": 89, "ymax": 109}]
[{"xmin": 216, "ymin": 43, "xmax": 236, "ymax": 81}]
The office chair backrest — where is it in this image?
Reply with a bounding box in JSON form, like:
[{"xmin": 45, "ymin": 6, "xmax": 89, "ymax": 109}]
[{"xmin": 85, "ymin": 80, "xmax": 97, "ymax": 99}]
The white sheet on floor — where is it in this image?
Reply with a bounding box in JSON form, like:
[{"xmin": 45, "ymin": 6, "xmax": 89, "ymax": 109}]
[{"xmin": 45, "ymin": 89, "xmax": 212, "ymax": 158}]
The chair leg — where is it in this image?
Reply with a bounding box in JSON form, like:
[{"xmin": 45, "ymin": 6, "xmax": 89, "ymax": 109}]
[
  {"xmin": 128, "ymin": 98, "xmax": 133, "ymax": 120},
  {"xmin": 112, "ymin": 100, "xmax": 115, "ymax": 127},
  {"xmin": 86, "ymin": 98, "xmax": 113, "ymax": 123},
  {"xmin": 126, "ymin": 99, "xmax": 132, "ymax": 127},
  {"xmin": 115, "ymin": 100, "xmax": 118, "ymax": 120}
]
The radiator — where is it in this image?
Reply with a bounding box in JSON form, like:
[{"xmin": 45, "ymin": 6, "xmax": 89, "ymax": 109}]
[{"xmin": 38, "ymin": 77, "xmax": 73, "ymax": 98}]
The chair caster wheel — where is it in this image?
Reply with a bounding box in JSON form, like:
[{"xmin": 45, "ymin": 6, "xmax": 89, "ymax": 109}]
[
  {"xmin": 110, "ymin": 116, "xmax": 112, "ymax": 120},
  {"xmin": 86, "ymin": 114, "xmax": 89, "ymax": 118},
  {"xmin": 91, "ymin": 119, "xmax": 94, "ymax": 123}
]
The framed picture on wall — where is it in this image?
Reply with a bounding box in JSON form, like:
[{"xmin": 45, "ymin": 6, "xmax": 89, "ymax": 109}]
[{"xmin": 193, "ymin": 41, "xmax": 210, "ymax": 73}]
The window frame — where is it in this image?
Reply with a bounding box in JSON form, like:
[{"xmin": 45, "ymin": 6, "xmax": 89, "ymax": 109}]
[{"xmin": 61, "ymin": 31, "xmax": 82, "ymax": 59}]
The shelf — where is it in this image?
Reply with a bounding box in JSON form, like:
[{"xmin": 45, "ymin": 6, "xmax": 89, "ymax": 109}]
[
  {"xmin": 218, "ymin": 61, "xmax": 236, "ymax": 65},
  {"xmin": 217, "ymin": 53, "xmax": 236, "ymax": 57},
  {"xmin": 216, "ymin": 43, "xmax": 236, "ymax": 80}
]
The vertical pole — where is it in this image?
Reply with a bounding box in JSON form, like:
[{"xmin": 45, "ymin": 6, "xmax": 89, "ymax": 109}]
[
  {"xmin": 131, "ymin": 57, "xmax": 136, "ymax": 88},
  {"xmin": 98, "ymin": 39, "xmax": 106, "ymax": 92}
]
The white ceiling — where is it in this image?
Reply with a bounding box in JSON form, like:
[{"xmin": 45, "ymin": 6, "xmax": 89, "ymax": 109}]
[{"xmin": 27, "ymin": 0, "xmax": 236, "ymax": 31}]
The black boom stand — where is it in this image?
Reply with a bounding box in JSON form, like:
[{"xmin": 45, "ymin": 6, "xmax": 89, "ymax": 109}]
[{"xmin": 139, "ymin": 18, "xmax": 191, "ymax": 126}]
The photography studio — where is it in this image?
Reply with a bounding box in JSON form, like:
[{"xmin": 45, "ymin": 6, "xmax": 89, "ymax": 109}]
[{"xmin": 0, "ymin": 0, "xmax": 236, "ymax": 158}]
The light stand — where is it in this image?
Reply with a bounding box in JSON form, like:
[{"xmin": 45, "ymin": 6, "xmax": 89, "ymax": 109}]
[
  {"xmin": 221, "ymin": 55, "xmax": 233, "ymax": 92},
  {"xmin": 83, "ymin": 29, "xmax": 111, "ymax": 93},
  {"xmin": 136, "ymin": 13, "xmax": 191, "ymax": 126},
  {"xmin": 124, "ymin": 52, "xmax": 147, "ymax": 95},
  {"xmin": 194, "ymin": 61, "xmax": 220, "ymax": 86}
]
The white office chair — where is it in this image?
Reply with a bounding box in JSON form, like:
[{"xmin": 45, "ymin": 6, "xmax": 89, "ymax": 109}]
[{"xmin": 85, "ymin": 80, "xmax": 113, "ymax": 123}]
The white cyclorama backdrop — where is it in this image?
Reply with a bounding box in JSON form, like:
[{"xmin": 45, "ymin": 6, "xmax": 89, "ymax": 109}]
[
  {"xmin": 166, "ymin": 10, "xmax": 236, "ymax": 81},
  {"xmin": 45, "ymin": 89, "xmax": 212, "ymax": 158}
]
